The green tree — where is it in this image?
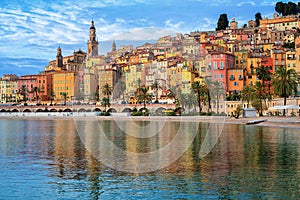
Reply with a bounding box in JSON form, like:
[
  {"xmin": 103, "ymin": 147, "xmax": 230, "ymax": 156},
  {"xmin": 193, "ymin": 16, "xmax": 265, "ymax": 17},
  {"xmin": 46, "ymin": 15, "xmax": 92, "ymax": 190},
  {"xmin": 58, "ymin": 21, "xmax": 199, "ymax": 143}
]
[
  {"xmin": 240, "ymin": 85, "xmax": 255, "ymax": 108},
  {"xmin": 276, "ymin": 1, "xmax": 298, "ymax": 16},
  {"xmin": 191, "ymin": 81, "xmax": 205, "ymax": 114},
  {"xmin": 272, "ymin": 66, "xmax": 298, "ymax": 116},
  {"xmin": 48, "ymin": 89, "xmax": 55, "ymax": 106},
  {"xmin": 101, "ymin": 97, "xmax": 110, "ymax": 112},
  {"xmin": 33, "ymin": 86, "xmax": 40, "ymax": 105},
  {"xmin": 61, "ymin": 92, "xmax": 67, "ymax": 105},
  {"xmin": 21, "ymin": 85, "xmax": 27, "ymax": 102},
  {"xmin": 204, "ymin": 78, "xmax": 213, "ymax": 113},
  {"xmin": 256, "ymin": 65, "xmax": 272, "ymax": 95},
  {"xmin": 177, "ymin": 90, "xmax": 186, "ymax": 114},
  {"xmin": 252, "ymin": 82, "xmax": 268, "ymax": 116},
  {"xmin": 186, "ymin": 92, "xmax": 198, "ymax": 114},
  {"xmin": 167, "ymin": 87, "xmax": 177, "ymax": 105},
  {"xmin": 93, "ymin": 92, "xmax": 99, "ymax": 102},
  {"xmin": 151, "ymin": 80, "xmax": 161, "ymax": 103},
  {"xmin": 275, "ymin": 1, "xmax": 284, "ymax": 15},
  {"xmin": 137, "ymin": 86, "xmax": 152, "ymax": 109},
  {"xmin": 102, "ymin": 83, "xmax": 112, "ymax": 99},
  {"xmin": 216, "ymin": 14, "xmax": 229, "ymax": 31},
  {"xmin": 211, "ymin": 81, "xmax": 225, "ymax": 114},
  {"xmin": 255, "ymin": 12, "xmax": 262, "ymax": 27},
  {"xmin": 102, "ymin": 83, "xmax": 112, "ymax": 112}
]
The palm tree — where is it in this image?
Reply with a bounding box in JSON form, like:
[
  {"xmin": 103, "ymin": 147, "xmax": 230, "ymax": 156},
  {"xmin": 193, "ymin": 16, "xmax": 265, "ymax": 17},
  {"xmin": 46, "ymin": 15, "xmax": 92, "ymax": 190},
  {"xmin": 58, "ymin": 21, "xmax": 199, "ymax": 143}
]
[
  {"xmin": 102, "ymin": 83, "xmax": 113, "ymax": 112},
  {"xmin": 211, "ymin": 81, "xmax": 225, "ymax": 114},
  {"xmin": 48, "ymin": 89, "xmax": 55, "ymax": 106},
  {"xmin": 204, "ymin": 78, "xmax": 212, "ymax": 113},
  {"xmin": 167, "ymin": 87, "xmax": 177, "ymax": 104},
  {"xmin": 272, "ymin": 66, "xmax": 298, "ymax": 116},
  {"xmin": 21, "ymin": 85, "xmax": 27, "ymax": 102},
  {"xmin": 177, "ymin": 90, "xmax": 186, "ymax": 113},
  {"xmin": 33, "ymin": 86, "xmax": 40, "ymax": 105},
  {"xmin": 137, "ymin": 86, "xmax": 152, "ymax": 109},
  {"xmin": 252, "ymin": 82, "xmax": 268, "ymax": 116},
  {"xmin": 240, "ymin": 85, "xmax": 255, "ymax": 108},
  {"xmin": 256, "ymin": 66, "xmax": 271, "ymax": 89},
  {"xmin": 102, "ymin": 83, "xmax": 112, "ymax": 100},
  {"xmin": 191, "ymin": 81, "xmax": 205, "ymax": 114},
  {"xmin": 186, "ymin": 92, "xmax": 198, "ymax": 114},
  {"xmin": 101, "ymin": 97, "xmax": 110, "ymax": 112},
  {"xmin": 151, "ymin": 80, "xmax": 161, "ymax": 103},
  {"xmin": 61, "ymin": 92, "xmax": 67, "ymax": 105}
]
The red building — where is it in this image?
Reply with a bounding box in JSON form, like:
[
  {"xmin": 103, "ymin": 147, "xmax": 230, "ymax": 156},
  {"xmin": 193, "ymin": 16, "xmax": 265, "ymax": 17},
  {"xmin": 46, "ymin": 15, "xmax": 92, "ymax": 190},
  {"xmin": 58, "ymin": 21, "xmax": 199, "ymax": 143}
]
[
  {"xmin": 17, "ymin": 75, "xmax": 38, "ymax": 101},
  {"xmin": 209, "ymin": 52, "xmax": 235, "ymax": 91}
]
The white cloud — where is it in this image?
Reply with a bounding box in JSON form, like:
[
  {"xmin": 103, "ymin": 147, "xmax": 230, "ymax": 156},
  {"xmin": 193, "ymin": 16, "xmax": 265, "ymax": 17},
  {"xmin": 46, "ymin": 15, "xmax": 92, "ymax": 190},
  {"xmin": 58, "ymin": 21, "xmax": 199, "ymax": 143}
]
[
  {"xmin": 165, "ymin": 20, "xmax": 184, "ymax": 31},
  {"xmin": 111, "ymin": 27, "xmax": 176, "ymax": 40},
  {"xmin": 237, "ymin": 1, "xmax": 255, "ymax": 7}
]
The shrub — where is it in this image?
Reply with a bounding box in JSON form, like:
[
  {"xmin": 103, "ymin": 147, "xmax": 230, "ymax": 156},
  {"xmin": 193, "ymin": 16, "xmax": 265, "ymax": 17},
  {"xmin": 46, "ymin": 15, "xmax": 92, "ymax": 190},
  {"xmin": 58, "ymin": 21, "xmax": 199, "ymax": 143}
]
[{"xmin": 131, "ymin": 111, "xmax": 142, "ymax": 116}]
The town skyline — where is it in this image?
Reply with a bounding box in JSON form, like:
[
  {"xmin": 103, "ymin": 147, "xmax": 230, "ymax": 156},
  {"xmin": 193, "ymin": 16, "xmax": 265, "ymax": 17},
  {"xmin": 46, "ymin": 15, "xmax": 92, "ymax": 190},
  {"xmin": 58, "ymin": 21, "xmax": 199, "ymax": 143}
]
[{"xmin": 0, "ymin": 0, "xmax": 280, "ymax": 76}]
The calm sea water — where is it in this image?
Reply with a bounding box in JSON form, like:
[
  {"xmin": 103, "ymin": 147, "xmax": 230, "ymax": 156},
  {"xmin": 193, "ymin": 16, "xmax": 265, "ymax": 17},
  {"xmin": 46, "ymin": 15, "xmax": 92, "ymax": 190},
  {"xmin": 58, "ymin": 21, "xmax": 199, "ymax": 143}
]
[{"xmin": 0, "ymin": 118, "xmax": 300, "ymax": 200}]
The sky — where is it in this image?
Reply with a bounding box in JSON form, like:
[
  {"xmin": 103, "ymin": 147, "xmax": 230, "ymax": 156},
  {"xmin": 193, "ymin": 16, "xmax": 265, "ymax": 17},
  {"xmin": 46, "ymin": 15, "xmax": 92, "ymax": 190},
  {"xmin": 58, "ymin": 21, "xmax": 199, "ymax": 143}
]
[{"xmin": 0, "ymin": 0, "xmax": 283, "ymax": 76}]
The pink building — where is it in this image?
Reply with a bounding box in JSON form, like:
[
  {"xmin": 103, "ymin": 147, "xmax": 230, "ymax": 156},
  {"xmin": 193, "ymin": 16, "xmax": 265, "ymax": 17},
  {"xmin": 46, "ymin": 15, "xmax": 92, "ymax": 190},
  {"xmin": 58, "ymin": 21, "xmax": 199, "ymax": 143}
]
[
  {"xmin": 18, "ymin": 75, "xmax": 38, "ymax": 101},
  {"xmin": 210, "ymin": 52, "xmax": 235, "ymax": 92}
]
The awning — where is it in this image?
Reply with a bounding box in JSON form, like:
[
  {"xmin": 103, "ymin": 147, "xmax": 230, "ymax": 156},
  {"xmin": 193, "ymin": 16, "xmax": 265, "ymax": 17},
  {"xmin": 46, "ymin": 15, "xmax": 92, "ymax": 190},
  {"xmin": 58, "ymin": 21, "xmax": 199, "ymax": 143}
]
[{"xmin": 269, "ymin": 105, "xmax": 300, "ymax": 110}]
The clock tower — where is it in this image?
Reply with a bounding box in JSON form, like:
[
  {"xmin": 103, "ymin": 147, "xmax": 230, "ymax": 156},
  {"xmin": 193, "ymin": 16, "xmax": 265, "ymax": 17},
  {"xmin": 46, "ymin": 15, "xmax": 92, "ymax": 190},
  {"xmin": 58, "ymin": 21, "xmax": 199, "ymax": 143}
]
[{"xmin": 87, "ymin": 20, "xmax": 99, "ymax": 58}]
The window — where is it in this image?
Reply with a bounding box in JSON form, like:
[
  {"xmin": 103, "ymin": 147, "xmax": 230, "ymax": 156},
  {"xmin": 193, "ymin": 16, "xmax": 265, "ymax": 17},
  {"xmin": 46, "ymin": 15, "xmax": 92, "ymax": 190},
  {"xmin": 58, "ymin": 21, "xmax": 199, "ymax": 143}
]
[
  {"xmin": 220, "ymin": 61, "xmax": 224, "ymax": 69},
  {"xmin": 214, "ymin": 62, "xmax": 217, "ymax": 70},
  {"xmin": 234, "ymin": 82, "xmax": 238, "ymax": 86},
  {"xmin": 220, "ymin": 74, "xmax": 224, "ymax": 78}
]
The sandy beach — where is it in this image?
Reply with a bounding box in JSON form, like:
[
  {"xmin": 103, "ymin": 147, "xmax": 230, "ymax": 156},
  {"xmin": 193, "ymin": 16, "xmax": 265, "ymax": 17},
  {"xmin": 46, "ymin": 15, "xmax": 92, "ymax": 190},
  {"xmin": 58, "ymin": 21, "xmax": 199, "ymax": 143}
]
[{"xmin": 1, "ymin": 112, "xmax": 300, "ymax": 129}]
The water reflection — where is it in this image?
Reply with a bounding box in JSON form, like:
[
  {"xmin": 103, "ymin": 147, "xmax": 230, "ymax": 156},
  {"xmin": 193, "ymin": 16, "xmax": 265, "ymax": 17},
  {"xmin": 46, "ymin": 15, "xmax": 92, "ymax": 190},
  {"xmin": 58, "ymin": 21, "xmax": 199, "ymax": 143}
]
[{"xmin": 0, "ymin": 119, "xmax": 300, "ymax": 199}]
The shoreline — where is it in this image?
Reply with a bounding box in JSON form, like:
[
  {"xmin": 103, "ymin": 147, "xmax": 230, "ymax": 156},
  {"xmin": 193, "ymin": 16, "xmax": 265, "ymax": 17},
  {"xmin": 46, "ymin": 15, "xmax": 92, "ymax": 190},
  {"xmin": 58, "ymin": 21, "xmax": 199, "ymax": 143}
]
[{"xmin": 1, "ymin": 113, "xmax": 300, "ymax": 129}]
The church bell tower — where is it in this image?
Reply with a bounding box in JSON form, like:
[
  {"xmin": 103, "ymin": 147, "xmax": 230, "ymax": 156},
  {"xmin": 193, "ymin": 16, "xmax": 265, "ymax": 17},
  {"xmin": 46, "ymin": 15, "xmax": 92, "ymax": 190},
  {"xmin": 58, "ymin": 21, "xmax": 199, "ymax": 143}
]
[
  {"xmin": 56, "ymin": 46, "xmax": 63, "ymax": 68},
  {"xmin": 87, "ymin": 20, "xmax": 99, "ymax": 58}
]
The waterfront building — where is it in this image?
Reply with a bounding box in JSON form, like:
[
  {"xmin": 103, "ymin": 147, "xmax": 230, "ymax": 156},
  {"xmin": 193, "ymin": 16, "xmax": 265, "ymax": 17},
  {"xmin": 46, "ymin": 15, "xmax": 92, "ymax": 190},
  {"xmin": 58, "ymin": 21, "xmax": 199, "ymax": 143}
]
[
  {"xmin": 17, "ymin": 75, "xmax": 38, "ymax": 102},
  {"xmin": 36, "ymin": 73, "xmax": 53, "ymax": 102},
  {"xmin": 52, "ymin": 71, "xmax": 78, "ymax": 104},
  {"xmin": 84, "ymin": 67, "xmax": 98, "ymax": 101},
  {"xmin": 98, "ymin": 64, "xmax": 120, "ymax": 99},
  {"xmin": 181, "ymin": 61, "xmax": 196, "ymax": 94},
  {"xmin": 124, "ymin": 63, "xmax": 143, "ymax": 99},
  {"xmin": 227, "ymin": 69, "xmax": 244, "ymax": 94},
  {"xmin": 210, "ymin": 52, "xmax": 235, "ymax": 91},
  {"xmin": 0, "ymin": 74, "xmax": 19, "ymax": 103}
]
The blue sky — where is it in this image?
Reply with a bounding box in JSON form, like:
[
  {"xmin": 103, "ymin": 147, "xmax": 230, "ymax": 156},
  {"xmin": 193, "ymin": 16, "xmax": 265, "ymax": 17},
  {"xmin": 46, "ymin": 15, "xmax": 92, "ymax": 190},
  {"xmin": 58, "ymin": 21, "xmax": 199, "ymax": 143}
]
[{"xmin": 0, "ymin": 0, "xmax": 282, "ymax": 76}]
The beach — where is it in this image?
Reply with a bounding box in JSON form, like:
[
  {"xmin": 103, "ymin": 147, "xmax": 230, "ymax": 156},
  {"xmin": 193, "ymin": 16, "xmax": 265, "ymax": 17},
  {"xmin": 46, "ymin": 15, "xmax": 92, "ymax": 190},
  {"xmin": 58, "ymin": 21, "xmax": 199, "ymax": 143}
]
[{"xmin": 1, "ymin": 112, "xmax": 300, "ymax": 129}]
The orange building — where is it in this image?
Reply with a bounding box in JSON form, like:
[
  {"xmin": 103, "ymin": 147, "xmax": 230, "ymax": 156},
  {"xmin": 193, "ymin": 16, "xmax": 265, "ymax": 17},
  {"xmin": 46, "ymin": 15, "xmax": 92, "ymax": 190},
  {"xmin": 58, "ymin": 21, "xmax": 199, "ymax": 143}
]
[
  {"xmin": 52, "ymin": 71, "xmax": 78, "ymax": 104},
  {"xmin": 36, "ymin": 73, "xmax": 53, "ymax": 101},
  {"xmin": 227, "ymin": 69, "xmax": 244, "ymax": 94}
]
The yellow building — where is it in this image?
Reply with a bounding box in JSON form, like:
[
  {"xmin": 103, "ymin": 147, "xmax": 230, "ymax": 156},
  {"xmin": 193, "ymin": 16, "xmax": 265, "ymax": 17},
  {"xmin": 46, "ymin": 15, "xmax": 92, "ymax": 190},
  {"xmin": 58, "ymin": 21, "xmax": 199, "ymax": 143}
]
[
  {"xmin": 84, "ymin": 68, "xmax": 99, "ymax": 101},
  {"xmin": 181, "ymin": 62, "xmax": 196, "ymax": 94},
  {"xmin": 286, "ymin": 50, "xmax": 297, "ymax": 71},
  {"xmin": 295, "ymin": 36, "xmax": 300, "ymax": 75},
  {"xmin": 0, "ymin": 74, "xmax": 19, "ymax": 103},
  {"xmin": 52, "ymin": 71, "xmax": 78, "ymax": 104},
  {"xmin": 98, "ymin": 64, "xmax": 119, "ymax": 100},
  {"xmin": 245, "ymin": 56, "xmax": 261, "ymax": 86},
  {"xmin": 125, "ymin": 64, "xmax": 143, "ymax": 98},
  {"xmin": 260, "ymin": 14, "xmax": 299, "ymax": 30}
]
